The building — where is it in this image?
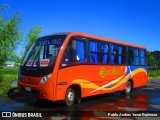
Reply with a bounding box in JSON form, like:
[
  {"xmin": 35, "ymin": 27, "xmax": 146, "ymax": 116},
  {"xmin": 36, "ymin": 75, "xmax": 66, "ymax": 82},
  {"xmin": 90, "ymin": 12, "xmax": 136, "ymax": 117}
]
[
  {"xmin": 5, "ymin": 58, "xmax": 15, "ymax": 68},
  {"xmin": 152, "ymin": 50, "xmax": 160, "ymax": 67}
]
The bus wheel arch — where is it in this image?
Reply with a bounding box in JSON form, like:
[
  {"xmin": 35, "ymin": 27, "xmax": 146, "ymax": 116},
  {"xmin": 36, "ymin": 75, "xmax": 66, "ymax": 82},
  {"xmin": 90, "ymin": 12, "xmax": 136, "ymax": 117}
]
[{"xmin": 64, "ymin": 84, "xmax": 81, "ymax": 107}]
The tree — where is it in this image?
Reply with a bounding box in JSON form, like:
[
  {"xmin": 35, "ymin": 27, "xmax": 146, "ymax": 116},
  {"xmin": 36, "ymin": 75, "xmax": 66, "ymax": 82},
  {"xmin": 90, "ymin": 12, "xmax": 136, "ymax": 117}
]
[
  {"xmin": 11, "ymin": 52, "xmax": 22, "ymax": 66},
  {"xmin": 21, "ymin": 26, "xmax": 42, "ymax": 61},
  {"xmin": 147, "ymin": 51, "xmax": 158, "ymax": 68},
  {"xmin": 0, "ymin": 4, "xmax": 22, "ymax": 66},
  {"xmin": 25, "ymin": 26, "xmax": 42, "ymax": 51}
]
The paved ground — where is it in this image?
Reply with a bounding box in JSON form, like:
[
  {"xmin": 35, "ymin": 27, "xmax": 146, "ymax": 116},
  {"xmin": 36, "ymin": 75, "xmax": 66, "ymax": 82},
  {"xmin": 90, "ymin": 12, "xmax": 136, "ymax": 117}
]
[{"xmin": 0, "ymin": 79, "xmax": 160, "ymax": 120}]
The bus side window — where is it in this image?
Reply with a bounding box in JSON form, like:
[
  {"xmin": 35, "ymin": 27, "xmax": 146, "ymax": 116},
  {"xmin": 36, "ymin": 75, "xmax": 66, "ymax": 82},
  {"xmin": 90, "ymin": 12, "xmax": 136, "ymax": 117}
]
[
  {"xmin": 140, "ymin": 49, "xmax": 146, "ymax": 65},
  {"xmin": 118, "ymin": 46, "xmax": 122, "ymax": 64},
  {"xmin": 102, "ymin": 43, "xmax": 109, "ymax": 64},
  {"xmin": 128, "ymin": 47, "xmax": 140, "ymax": 65},
  {"xmin": 110, "ymin": 44, "xmax": 118, "ymax": 64},
  {"xmin": 133, "ymin": 48, "xmax": 140, "ymax": 65},
  {"xmin": 63, "ymin": 46, "xmax": 71, "ymax": 62},
  {"xmin": 117, "ymin": 45, "xmax": 126, "ymax": 64},
  {"xmin": 128, "ymin": 47, "xmax": 134, "ymax": 65},
  {"xmin": 74, "ymin": 40, "xmax": 85, "ymax": 62},
  {"xmin": 122, "ymin": 46, "xmax": 127, "ymax": 64},
  {"xmin": 110, "ymin": 44, "xmax": 114, "ymax": 64},
  {"xmin": 89, "ymin": 41, "xmax": 98, "ymax": 63},
  {"xmin": 110, "ymin": 44, "xmax": 127, "ymax": 65},
  {"xmin": 89, "ymin": 41, "xmax": 109, "ymax": 64},
  {"xmin": 62, "ymin": 39, "xmax": 86, "ymax": 66}
]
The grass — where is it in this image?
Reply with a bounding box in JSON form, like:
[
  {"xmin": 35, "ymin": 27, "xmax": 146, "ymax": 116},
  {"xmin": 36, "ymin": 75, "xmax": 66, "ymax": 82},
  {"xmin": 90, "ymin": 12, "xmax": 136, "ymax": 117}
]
[
  {"xmin": 148, "ymin": 69, "xmax": 160, "ymax": 78},
  {"xmin": 0, "ymin": 68, "xmax": 19, "ymax": 96}
]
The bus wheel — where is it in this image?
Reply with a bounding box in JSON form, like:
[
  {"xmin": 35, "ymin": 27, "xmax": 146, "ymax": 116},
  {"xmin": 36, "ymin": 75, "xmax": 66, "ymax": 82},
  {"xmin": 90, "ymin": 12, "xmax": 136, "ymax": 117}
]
[
  {"xmin": 65, "ymin": 88, "xmax": 75, "ymax": 107},
  {"xmin": 124, "ymin": 81, "xmax": 132, "ymax": 95},
  {"xmin": 75, "ymin": 93, "xmax": 81, "ymax": 104},
  {"xmin": 120, "ymin": 81, "xmax": 132, "ymax": 95}
]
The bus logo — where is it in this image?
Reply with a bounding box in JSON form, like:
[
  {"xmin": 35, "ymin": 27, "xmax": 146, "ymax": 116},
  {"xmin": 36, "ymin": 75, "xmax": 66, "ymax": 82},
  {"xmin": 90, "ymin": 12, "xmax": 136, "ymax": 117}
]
[
  {"xmin": 99, "ymin": 67, "xmax": 106, "ymax": 78},
  {"xmin": 99, "ymin": 66, "xmax": 124, "ymax": 78}
]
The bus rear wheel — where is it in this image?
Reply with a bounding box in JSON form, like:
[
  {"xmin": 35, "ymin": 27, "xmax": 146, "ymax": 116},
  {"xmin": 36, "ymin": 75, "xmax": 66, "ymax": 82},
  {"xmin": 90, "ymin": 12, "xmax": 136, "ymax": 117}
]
[
  {"xmin": 120, "ymin": 81, "xmax": 132, "ymax": 95},
  {"xmin": 65, "ymin": 88, "xmax": 75, "ymax": 107}
]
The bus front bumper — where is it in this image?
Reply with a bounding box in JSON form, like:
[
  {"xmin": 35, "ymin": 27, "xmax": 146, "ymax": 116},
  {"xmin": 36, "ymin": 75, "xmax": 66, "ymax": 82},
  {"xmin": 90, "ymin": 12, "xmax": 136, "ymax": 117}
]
[{"xmin": 18, "ymin": 81, "xmax": 53, "ymax": 101}]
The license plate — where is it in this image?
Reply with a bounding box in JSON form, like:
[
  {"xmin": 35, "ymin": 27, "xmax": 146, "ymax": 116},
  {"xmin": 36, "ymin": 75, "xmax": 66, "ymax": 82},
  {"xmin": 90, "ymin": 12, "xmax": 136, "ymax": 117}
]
[{"xmin": 25, "ymin": 87, "xmax": 31, "ymax": 91}]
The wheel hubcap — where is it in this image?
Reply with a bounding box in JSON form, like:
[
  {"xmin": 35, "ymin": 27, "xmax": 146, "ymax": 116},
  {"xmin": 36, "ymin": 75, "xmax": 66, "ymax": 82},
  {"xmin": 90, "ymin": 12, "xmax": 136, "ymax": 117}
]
[
  {"xmin": 126, "ymin": 83, "xmax": 131, "ymax": 92},
  {"xmin": 68, "ymin": 91, "xmax": 74, "ymax": 102}
]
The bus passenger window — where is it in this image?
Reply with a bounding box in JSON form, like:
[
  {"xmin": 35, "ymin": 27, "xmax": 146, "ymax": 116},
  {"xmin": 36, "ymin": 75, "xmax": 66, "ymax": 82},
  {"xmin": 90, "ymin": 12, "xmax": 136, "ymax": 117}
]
[
  {"xmin": 110, "ymin": 44, "xmax": 118, "ymax": 64},
  {"xmin": 140, "ymin": 49, "xmax": 146, "ymax": 65},
  {"xmin": 128, "ymin": 47, "xmax": 134, "ymax": 65},
  {"xmin": 98, "ymin": 43, "xmax": 109, "ymax": 64},
  {"xmin": 110, "ymin": 44, "xmax": 126, "ymax": 64},
  {"xmin": 89, "ymin": 41, "xmax": 109, "ymax": 64},
  {"xmin": 89, "ymin": 41, "xmax": 98, "ymax": 63},
  {"xmin": 128, "ymin": 47, "xmax": 140, "ymax": 65},
  {"xmin": 133, "ymin": 49, "xmax": 140, "ymax": 65},
  {"xmin": 74, "ymin": 40, "xmax": 85, "ymax": 62},
  {"xmin": 102, "ymin": 44, "xmax": 109, "ymax": 64},
  {"xmin": 118, "ymin": 46, "xmax": 122, "ymax": 64},
  {"xmin": 121, "ymin": 46, "xmax": 126, "ymax": 64},
  {"xmin": 63, "ymin": 47, "xmax": 71, "ymax": 62},
  {"xmin": 62, "ymin": 39, "xmax": 86, "ymax": 65}
]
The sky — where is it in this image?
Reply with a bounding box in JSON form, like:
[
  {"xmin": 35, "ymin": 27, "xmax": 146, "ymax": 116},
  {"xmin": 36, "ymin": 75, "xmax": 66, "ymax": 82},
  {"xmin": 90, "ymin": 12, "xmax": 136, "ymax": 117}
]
[{"xmin": 1, "ymin": 0, "xmax": 160, "ymax": 57}]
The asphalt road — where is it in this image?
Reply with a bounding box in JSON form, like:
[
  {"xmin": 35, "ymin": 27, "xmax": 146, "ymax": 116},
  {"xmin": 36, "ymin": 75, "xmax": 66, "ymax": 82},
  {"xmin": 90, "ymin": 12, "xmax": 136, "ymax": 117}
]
[{"xmin": 0, "ymin": 79, "xmax": 160, "ymax": 120}]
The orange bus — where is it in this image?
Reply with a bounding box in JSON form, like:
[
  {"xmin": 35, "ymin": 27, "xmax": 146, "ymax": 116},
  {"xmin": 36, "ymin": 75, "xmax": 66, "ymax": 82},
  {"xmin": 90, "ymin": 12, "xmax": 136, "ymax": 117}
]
[{"xmin": 18, "ymin": 32, "xmax": 148, "ymax": 107}]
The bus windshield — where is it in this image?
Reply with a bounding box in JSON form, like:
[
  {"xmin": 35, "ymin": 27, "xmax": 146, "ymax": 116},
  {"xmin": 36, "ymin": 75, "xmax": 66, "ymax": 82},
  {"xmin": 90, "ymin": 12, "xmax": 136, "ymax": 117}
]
[{"xmin": 22, "ymin": 35, "xmax": 66, "ymax": 68}]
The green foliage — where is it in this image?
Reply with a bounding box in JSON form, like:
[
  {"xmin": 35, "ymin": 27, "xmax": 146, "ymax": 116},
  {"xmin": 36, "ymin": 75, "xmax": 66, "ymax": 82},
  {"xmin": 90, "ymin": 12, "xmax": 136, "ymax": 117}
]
[
  {"xmin": 148, "ymin": 69, "xmax": 160, "ymax": 78},
  {"xmin": 10, "ymin": 52, "xmax": 22, "ymax": 66},
  {"xmin": 0, "ymin": 68, "xmax": 18, "ymax": 96},
  {"xmin": 147, "ymin": 51, "xmax": 158, "ymax": 68},
  {"xmin": 0, "ymin": 4, "xmax": 22, "ymax": 66},
  {"xmin": 25, "ymin": 26, "xmax": 42, "ymax": 51},
  {"xmin": 22, "ymin": 26, "xmax": 42, "ymax": 60}
]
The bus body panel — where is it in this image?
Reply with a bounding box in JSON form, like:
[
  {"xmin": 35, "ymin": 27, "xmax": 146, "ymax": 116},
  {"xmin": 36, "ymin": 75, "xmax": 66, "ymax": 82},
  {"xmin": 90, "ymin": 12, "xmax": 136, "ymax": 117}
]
[
  {"xmin": 56, "ymin": 65, "xmax": 148, "ymax": 101},
  {"xmin": 129, "ymin": 66, "xmax": 148, "ymax": 88}
]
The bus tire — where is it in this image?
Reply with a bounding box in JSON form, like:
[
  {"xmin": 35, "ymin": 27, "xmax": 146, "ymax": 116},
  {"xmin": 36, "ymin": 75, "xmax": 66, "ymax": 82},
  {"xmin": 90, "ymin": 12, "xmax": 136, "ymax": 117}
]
[
  {"xmin": 124, "ymin": 80, "xmax": 132, "ymax": 95},
  {"xmin": 120, "ymin": 81, "xmax": 132, "ymax": 95},
  {"xmin": 75, "ymin": 93, "xmax": 81, "ymax": 104},
  {"xmin": 65, "ymin": 88, "xmax": 75, "ymax": 107}
]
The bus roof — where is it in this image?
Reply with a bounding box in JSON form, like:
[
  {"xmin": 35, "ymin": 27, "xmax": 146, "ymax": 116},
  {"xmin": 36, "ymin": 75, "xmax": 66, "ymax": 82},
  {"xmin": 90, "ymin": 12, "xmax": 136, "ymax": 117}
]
[
  {"xmin": 46, "ymin": 32, "xmax": 71, "ymax": 36},
  {"xmin": 69, "ymin": 32, "xmax": 146, "ymax": 49},
  {"xmin": 45, "ymin": 32, "xmax": 146, "ymax": 49}
]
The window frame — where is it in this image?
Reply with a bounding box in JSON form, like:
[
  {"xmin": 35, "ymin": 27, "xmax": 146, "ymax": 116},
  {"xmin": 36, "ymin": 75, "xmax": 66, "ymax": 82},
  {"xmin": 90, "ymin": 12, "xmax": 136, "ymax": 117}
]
[
  {"xmin": 127, "ymin": 47, "xmax": 147, "ymax": 66},
  {"xmin": 60, "ymin": 35, "xmax": 147, "ymax": 68},
  {"xmin": 88, "ymin": 39, "xmax": 109, "ymax": 64},
  {"xmin": 61, "ymin": 36, "xmax": 87, "ymax": 67}
]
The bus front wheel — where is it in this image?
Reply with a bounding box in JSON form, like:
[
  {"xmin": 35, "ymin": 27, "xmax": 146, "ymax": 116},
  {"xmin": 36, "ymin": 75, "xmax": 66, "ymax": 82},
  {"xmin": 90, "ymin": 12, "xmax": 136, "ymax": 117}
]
[{"xmin": 65, "ymin": 88, "xmax": 75, "ymax": 107}]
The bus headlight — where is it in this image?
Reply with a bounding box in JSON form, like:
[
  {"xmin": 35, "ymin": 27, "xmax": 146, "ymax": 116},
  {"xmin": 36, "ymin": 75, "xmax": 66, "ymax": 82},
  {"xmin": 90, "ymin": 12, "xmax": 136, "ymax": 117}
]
[{"xmin": 40, "ymin": 73, "xmax": 52, "ymax": 84}]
